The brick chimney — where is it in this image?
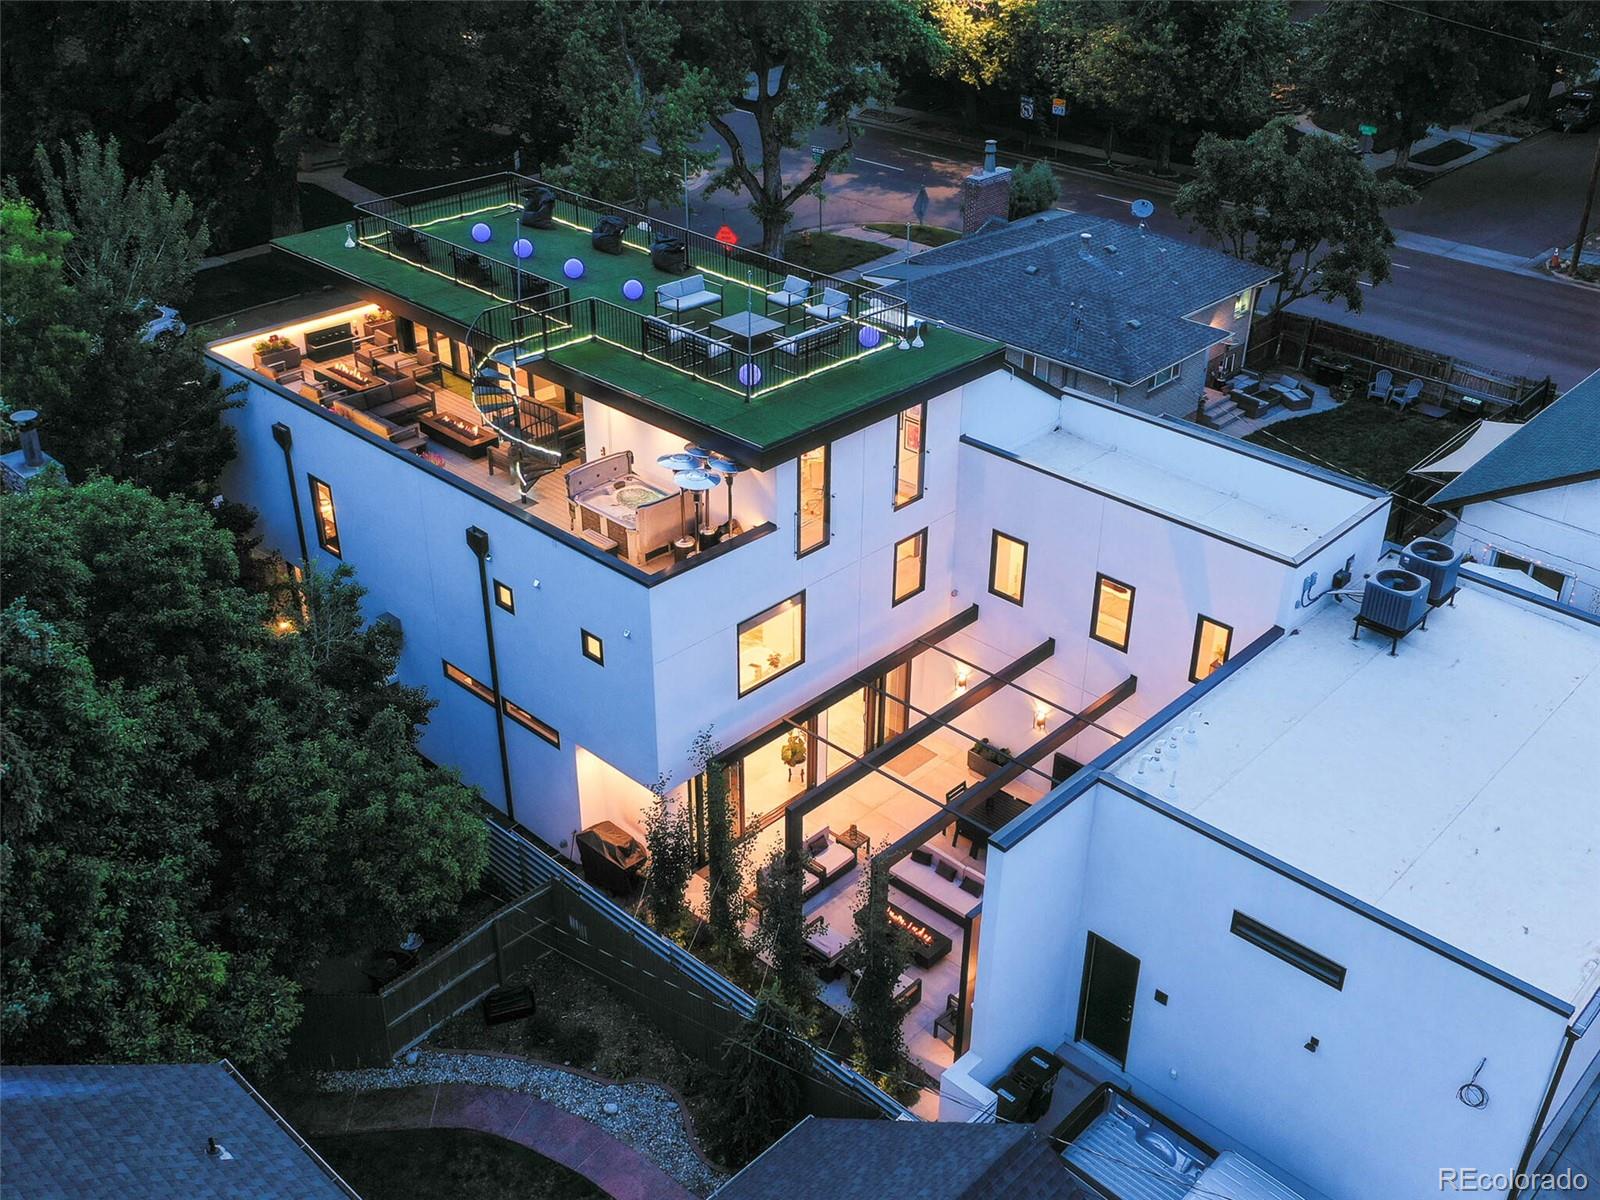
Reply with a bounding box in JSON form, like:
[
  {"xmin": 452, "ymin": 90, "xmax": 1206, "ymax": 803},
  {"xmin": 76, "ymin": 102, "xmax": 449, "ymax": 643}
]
[{"xmin": 960, "ymin": 139, "xmax": 1012, "ymax": 235}]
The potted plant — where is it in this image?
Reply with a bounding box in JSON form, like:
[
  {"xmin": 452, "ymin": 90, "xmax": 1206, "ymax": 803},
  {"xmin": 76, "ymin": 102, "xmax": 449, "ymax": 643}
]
[
  {"xmin": 967, "ymin": 738, "xmax": 1012, "ymax": 778},
  {"xmin": 780, "ymin": 730, "xmax": 808, "ymax": 781},
  {"xmin": 252, "ymin": 333, "xmax": 300, "ymax": 371}
]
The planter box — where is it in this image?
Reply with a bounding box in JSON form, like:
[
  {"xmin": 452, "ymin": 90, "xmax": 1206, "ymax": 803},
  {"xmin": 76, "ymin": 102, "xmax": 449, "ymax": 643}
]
[
  {"xmin": 254, "ymin": 345, "xmax": 301, "ymax": 372},
  {"xmin": 968, "ymin": 748, "xmax": 1011, "ymax": 777}
]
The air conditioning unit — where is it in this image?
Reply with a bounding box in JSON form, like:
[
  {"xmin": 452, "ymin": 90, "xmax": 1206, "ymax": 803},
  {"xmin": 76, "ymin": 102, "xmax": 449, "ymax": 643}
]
[
  {"xmin": 1360, "ymin": 568, "xmax": 1430, "ymax": 633},
  {"xmin": 1400, "ymin": 538, "xmax": 1464, "ymax": 604}
]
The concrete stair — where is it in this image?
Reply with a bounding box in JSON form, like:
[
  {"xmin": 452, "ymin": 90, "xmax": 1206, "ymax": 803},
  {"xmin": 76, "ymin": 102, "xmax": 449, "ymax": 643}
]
[{"xmin": 1199, "ymin": 392, "xmax": 1246, "ymax": 432}]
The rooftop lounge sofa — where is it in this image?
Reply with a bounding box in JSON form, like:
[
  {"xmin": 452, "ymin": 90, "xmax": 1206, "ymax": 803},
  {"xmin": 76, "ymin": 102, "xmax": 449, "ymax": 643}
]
[
  {"xmin": 802, "ymin": 826, "xmax": 859, "ymax": 891},
  {"xmin": 890, "ymin": 845, "xmax": 983, "ymax": 921},
  {"xmin": 655, "ymin": 274, "xmax": 723, "ymax": 320}
]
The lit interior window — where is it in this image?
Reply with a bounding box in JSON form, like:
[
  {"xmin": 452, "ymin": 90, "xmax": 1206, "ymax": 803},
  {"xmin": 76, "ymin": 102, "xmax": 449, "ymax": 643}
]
[
  {"xmin": 1092, "ymin": 575, "xmax": 1135, "ymax": 651},
  {"xmin": 494, "ymin": 581, "xmax": 515, "ymax": 613},
  {"xmin": 309, "ymin": 476, "xmax": 341, "ymax": 558},
  {"xmin": 582, "ymin": 629, "xmax": 604, "ymax": 665},
  {"xmin": 894, "ymin": 404, "xmax": 925, "ymax": 508},
  {"xmin": 989, "ymin": 532, "xmax": 1027, "ymax": 604},
  {"xmin": 893, "ymin": 530, "xmax": 926, "ymax": 605},
  {"xmin": 797, "ymin": 444, "xmax": 829, "ymax": 555},
  {"xmin": 1191, "ymin": 616, "xmax": 1232, "ymax": 682},
  {"xmin": 738, "ymin": 594, "xmax": 805, "ymax": 696}
]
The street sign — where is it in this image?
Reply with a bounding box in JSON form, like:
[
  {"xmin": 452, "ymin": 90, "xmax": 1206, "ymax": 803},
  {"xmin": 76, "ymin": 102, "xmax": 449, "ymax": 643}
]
[
  {"xmin": 1358, "ymin": 123, "xmax": 1378, "ymax": 137},
  {"xmin": 1020, "ymin": 96, "xmax": 1035, "ymax": 120},
  {"xmin": 1051, "ymin": 98, "xmax": 1068, "ymax": 117},
  {"xmin": 912, "ymin": 186, "xmax": 930, "ymax": 225},
  {"xmin": 715, "ymin": 225, "xmax": 739, "ymax": 246},
  {"xmin": 811, "ymin": 145, "xmax": 825, "ymax": 166}
]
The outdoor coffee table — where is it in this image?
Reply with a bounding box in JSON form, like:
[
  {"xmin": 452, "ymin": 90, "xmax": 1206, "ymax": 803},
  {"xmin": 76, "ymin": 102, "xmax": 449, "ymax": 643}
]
[{"xmin": 711, "ymin": 310, "xmax": 783, "ymax": 350}]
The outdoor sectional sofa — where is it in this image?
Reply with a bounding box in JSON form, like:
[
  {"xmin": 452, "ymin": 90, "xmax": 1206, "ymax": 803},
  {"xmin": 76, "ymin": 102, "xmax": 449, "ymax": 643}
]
[{"xmin": 890, "ymin": 845, "xmax": 983, "ymax": 921}]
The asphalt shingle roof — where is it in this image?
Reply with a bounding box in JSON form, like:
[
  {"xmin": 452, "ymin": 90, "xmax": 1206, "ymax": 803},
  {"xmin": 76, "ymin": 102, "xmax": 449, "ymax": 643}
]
[
  {"xmin": 713, "ymin": 1117, "xmax": 1087, "ymax": 1200},
  {"xmin": 0, "ymin": 1064, "xmax": 355, "ymax": 1200},
  {"xmin": 1431, "ymin": 368, "xmax": 1600, "ymax": 506},
  {"xmin": 877, "ymin": 212, "xmax": 1275, "ymax": 386}
]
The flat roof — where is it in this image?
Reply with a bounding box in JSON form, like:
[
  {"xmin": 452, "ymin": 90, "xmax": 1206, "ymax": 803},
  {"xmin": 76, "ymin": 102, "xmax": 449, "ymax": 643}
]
[
  {"xmin": 1110, "ymin": 580, "xmax": 1600, "ymax": 1006},
  {"xmin": 273, "ymin": 219, "xmax": 1000, "ymax": 456}
]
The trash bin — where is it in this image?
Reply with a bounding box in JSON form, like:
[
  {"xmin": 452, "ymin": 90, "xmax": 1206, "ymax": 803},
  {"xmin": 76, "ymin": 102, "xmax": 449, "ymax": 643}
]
[
  {"xmin": 1010, "ymin": 1046, "xmax": 1065, "ymax": 1120},
  {"xmin": 993, "ymin": 1072, "xmax": 1036, "ymax": 1123},
  {"xmin": 1309, "ymin": 355, "xmax": 1351, "ymax": 387}
]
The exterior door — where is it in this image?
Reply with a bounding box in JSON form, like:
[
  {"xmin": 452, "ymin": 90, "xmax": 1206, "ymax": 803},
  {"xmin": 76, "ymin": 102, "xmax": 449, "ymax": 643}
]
[
  {"xmin": 865, "ymin": 662, "xmax": 913, "ymax": 748},
  {"xmin": 1076, "ymin": 932, "xmax": 1140, "ymax": 1067}
]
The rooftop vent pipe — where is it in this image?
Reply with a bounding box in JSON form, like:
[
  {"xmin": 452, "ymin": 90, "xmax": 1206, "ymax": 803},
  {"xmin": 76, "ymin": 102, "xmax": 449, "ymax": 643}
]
[
  {"xmin": 10, "ymin": 410, "xmax": 43, "ymax": 468},
  {"xmin": 983, "ymin": 138, "xmax": 997, "ymax": 173}
]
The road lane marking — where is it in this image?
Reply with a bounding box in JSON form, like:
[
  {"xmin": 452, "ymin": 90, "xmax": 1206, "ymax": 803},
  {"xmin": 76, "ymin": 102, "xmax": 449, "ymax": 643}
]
[
  {"xmin": 1392, "ymin": 261, "xmax": 1412, "ymax": 269},
  {"xmin": 1095, "ymin": 193, "xmax": 1135, "ymax": 204},
  {"xmin": 854, "ymin": 157, "xmax": 905, "ymax": 171},
  {"xmin": 1358, "ymin": 280, "xmax": 1373, "ymax": 287}
]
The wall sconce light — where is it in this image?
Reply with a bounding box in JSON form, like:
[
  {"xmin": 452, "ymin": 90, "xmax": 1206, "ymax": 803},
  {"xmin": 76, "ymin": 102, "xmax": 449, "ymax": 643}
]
[
  {"xmin": 954, "ymin": 664, "xmax": 971, "ymax": 694},
  {"xmin": 1033, "ymin": 701, "xmax": 1049, "ymax": 732}
]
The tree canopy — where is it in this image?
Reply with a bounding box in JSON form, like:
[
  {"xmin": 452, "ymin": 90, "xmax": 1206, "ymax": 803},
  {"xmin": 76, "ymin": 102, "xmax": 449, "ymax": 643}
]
[
  {"xmin": 0, "ymin": 478, "xmax": 486, "ymax": 1069},
  {"xmin": 1176, "ymin": 118, "xmax": 1417, "ymax": 317}
]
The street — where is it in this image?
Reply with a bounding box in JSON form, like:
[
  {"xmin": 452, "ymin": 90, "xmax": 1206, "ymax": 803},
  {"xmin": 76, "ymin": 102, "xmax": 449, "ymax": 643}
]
[{"xmin": 671, "ymin": 116, "xmax": 1600, "ymax": 389}]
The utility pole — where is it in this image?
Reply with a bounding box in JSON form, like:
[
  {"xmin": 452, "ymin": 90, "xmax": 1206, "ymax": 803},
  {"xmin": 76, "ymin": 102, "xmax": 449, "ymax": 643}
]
[{"xmin": 1570, "ymin": 134, "xmax": 1600, "ymax": 277}]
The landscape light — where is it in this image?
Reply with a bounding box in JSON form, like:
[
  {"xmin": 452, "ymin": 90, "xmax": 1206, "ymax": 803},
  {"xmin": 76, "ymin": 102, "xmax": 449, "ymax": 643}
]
[
  {"xmin": 858, "ymin": 326, "xmax": 881, "ymax": 349},
  {"xmin": 622, "ymin": 278, "xmax": 644, "ymax": 302},
  {"xmin": 564, "ymin": 257, "xmax": 585, "ymax": 279},
  {"xmin": 471, "ymin": 222, "xmax": 492, "ymax": 243},
  {"xmin": 513, "ymin": 238, "xmax": 534, "ymax": 259},
  {"xmin": 954, "ymin": 664, "xmax": 971, "ymax": 694}
]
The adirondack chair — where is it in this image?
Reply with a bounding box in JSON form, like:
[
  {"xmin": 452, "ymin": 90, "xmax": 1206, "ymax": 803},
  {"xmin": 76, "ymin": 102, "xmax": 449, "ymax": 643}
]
[
  {"xmin": 1389, "ymin": 378, "xmax": 1423, "ymax": 409},
  {"xmin": 1367, "ymin": 369, "xmax": 1393, "ymax": 402}
]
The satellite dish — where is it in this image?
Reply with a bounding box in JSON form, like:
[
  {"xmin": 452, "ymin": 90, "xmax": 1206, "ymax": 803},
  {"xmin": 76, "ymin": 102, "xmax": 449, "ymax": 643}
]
[{"xmin": 1131, "ymin": 198, "xmax": 1156, "ymax": 220}]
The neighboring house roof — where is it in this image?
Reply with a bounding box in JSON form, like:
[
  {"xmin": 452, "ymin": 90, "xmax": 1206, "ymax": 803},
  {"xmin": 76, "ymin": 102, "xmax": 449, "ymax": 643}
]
[
  {"xmin": 1432, "ymin": 368, "xmax": 1600, "ymax": 507},
  {"xmin": 713, "ymin": 1116, "xmax": 1083, "ymax": 1200},
  {"xmin": 0, "ymin": 1064, "xmax": 356, "ymax": 1200},
  {"xmin": 874, "ymin": 211, "xmax": 1275, "ymax": 386}
]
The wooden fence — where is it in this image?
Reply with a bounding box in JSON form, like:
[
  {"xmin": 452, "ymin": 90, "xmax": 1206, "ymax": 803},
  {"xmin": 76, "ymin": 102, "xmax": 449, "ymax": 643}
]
[{"xmin": 289, "ymin": 888, "xmax": 552, "ymax": 1070}]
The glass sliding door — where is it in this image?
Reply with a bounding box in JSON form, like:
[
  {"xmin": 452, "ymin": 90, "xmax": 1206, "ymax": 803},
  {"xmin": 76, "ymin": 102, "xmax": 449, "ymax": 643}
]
[{"xmin": 820, "ymin": 690, "xmax": 868, "ymax": 780}]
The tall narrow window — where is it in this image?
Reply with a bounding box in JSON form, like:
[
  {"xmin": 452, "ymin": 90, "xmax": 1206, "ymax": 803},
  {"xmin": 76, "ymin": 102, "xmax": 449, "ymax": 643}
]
[
  {"xmin": 989, "ymin": 531, "xmax": 1027, "ymax": 605},
  {"xmin": 1190, "ymin": 615, "xmax": 1233, "ymax": 682},
  {"xmin": 1090, "ymin": 574, "xmax": 1135, "ymax": 651},
  {"xmin": 894, "ymin": 403, "xmax": 925, "ymax": 508},
  {"xmin": 892, "ymin": 529, "xmax": 927, "ymax": 606},
  {"xmin": 738, "ymin": 593, "xmax": 805, "ymax": 697},
  {"xmin": 797, "ymin": 444, "xmax": 830, "ymax": 556},
  {"xmin": 309, "ymin": 476, "xmax": 341, "ymax": 558},
  {"xmin": 503, "ymin": 698, "xmax": 560, "ymax": 746},
  {"xmin": 442, "ymin": 660, "xmax": 495, "ymax": 705}
]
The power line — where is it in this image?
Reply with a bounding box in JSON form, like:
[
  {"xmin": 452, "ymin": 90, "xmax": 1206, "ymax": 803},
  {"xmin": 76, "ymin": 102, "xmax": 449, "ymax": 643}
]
[{"xmin": 1373, "ymin": 0, "xmax": 1600, "ymax": 65}]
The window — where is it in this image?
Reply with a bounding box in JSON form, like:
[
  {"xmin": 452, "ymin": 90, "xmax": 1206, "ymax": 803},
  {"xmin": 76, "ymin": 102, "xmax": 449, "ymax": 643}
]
[
  {"xmin": 1090, "ymin": 575, "xmax": 1135, "ymax": 651},
  {"xmin": 1147, "ymin": 363, "xmax": 1180, "ymax": 391},
  {"xmin": 1234, "ymin": 289, "xmax": 1253, "ymax": 320},
  {"xmin": 989, "ymin": 531, "xmax": 1028, "ymax": 605},
  {"xmin": 738, "ymin": 593, "xmax": 805, "ymax": 697},
  {"xmin": 493, "ymin": 580, "xmax": 515, "ymax": 613},
  {"xmin": 892, "ymin": 530, "xmax": 927, "ymax": 605},
  {"xmin": 581, "ymin": 629, "xmax": 604, "ymax": 665},
  {"xmin": 503, "ymin": 698, "xmax": 560, "ymax": 746},
  {"xmin": 894, "ymin": 403, "xmax": 925, "ymax": 508},
  {"xmin": 443, "ymin": 660, "xmax": 495, "ymax": 705},
  {"xmin": 1189, "ymin": 616, "xmax": 1233, "ymax": 683},
  {"xmin": 797, "ymin": 444, "xmax": 830, "ymax": 556},
  {"xmin": 309, "ymin": 476, "xmax": 341, "ymax": 557},
  {"xmin": 1230, "ymin": 911, "xmax": 1346, "ymax": 990},
  {"xmin": 1493, "ymin": 550, "xmax": 1569, "ymax": 598}
]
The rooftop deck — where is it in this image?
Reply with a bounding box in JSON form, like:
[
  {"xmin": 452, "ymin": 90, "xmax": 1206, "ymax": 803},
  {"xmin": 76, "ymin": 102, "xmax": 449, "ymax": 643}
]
[{"xmin": 271, "ymin": 175, "xmax": 1000, "ymax": 458}]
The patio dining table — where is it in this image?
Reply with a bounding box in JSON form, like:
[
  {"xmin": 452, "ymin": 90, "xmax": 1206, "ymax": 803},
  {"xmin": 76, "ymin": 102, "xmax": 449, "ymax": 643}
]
[
  {"xmin": 710, "ymin": 309, "xmax": 783, "ymax": 351},
  {"xmin": 375, "ymin": 351, "xmax": 420, "ymax": 377}
]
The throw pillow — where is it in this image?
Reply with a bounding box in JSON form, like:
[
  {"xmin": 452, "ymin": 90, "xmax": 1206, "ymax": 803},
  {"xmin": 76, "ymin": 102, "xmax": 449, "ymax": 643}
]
[
  {"xmin": 807, "ymin": 833, "xmax": 829, "ymax": 856},
  {"xmin": 959, "ymin": 875, "xmax": 983, "ymax": 897},
  {"xmin": 911, "ymin": 848, "xmax": 933, "ymax": 867},
  {"xmin": 935, "ymin": 859, "xmax": 959, "ymax": 882}
]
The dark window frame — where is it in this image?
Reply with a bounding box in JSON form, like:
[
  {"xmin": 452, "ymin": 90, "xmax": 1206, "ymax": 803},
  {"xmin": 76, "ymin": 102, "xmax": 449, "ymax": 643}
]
[
  {"xmin": 796, "ymin": 443, "xmax": 831, "ymax": 558},
  {"xmin": 893, "ymin": 403, "xmax": 926, "ymax": 510},
  {"xmin": 581, "ymin": 629, "xmax": 605, "ymax": 665},
  {"xmin": 442, "ymin": 659, "xmax": 494, "ymax": 705},
  {"xmin": 1230, "ymin": 911, "xmax": 1346, "ymax": 991},
  {"xmin": 891, "ymin": 528, "xmax": 928, "ymax": 606},
  {"xmin": 308, "ymin": 475, "xmax": 342, "ymax": 558},
  {"xmin": 493, "ymin": 580, "xmax": 515, "ymax": 613},
  {"xmin": 988, "ymin": 530, "xmax": 1028, "ymax": 606},
  {"xmin": 737, "ymin": 591, "xmax": 807, "ymax": 698},
  {"xmin": 503, "ymin": 697, "xmax": 560, "ymax": 746},
  {"xmin": 1188, "ymin": 614, "xmax": 1234, "ymax": 683},
  {"xmin": 1090, "ymin": 573, "xmax": 1136, "ymax": 652}
]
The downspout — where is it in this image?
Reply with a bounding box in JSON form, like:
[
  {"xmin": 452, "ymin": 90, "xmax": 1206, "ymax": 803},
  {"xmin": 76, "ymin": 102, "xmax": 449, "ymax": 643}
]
[
  {"xmin": 466, "ymin": 525, "xmax": 516, "ymax": 824},
  {"xmin": 1507, "ymin": 1025, "xmax": 1580, "ymax": 1200},
  {"xmin": 271, "ymin": 422, "xmax": 310, "ymax": 564}
]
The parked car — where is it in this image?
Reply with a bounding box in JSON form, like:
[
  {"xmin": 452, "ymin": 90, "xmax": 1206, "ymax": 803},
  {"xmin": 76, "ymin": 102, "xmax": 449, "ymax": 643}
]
[{"xmin": 1554, "ymin": 88, "xmax": 1596, "ymax": 133}]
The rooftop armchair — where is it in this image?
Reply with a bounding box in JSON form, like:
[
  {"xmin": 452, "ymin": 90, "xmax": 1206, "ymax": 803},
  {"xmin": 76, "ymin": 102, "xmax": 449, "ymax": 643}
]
[
  {"xmin": 764, "ymin": 274, "xmax": 811, "ymax": 320},
  {"xmin": 654, "ymin": 274, "xmax": 723, "ymax": 319},
  {"xmin": 803, "ymin": 286, "xmax": 849, "ymax": 322}
]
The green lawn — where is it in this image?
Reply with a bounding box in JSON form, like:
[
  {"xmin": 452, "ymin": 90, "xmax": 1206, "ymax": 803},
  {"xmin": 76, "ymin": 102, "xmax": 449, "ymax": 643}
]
[
  {"xmin": 779, "ymin": 230, "xmax": 890, "ymax": 273},
  {"xmin": 312, "ymin": 1129, "xmax": 604, "ymax": 1200},
  {"xmin": 865, "ymin": 222, "xmax": 962, "ymax": 247},
  {"xmin": 1245, "ymin": 401, "xmax": 1462, "ymax": 490}
]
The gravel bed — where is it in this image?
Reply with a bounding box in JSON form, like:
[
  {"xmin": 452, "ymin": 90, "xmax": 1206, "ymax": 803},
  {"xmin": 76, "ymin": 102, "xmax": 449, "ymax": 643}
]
[{"xmin": 319, "ymin": 1049, "xmax": 726, "ymax": 1196}]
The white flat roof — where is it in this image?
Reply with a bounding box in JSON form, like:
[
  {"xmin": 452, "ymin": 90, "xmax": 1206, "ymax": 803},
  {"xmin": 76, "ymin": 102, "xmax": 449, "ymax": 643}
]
[
  {"xmin": 1010, "ymin": 424, "xmax": 1368, "ymax": 559},
  {"xmin": 1111, "ymin": 579, "xmax": 1600, "ymax": 1006}
]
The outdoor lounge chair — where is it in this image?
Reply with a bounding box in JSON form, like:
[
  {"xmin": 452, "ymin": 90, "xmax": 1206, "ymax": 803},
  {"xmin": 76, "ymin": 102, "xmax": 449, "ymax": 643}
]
[
  {"xmin": 654, "ymin": 274, "xmax": 722, "ymax": 318},
  {"xmin": 764, "ymin": 274, "xmax": 811, "ymax": 319},
  {"xmin": 519, "ymin": 187, "xmax": 555, "ymax": 229},
  {"xmin": 591, "ymin": 214, "xmax": 627, "ymax": 254},
  {"xmin": 803, "ymin": 286, "xmax": 849, "ymax": 322},
  {"xmin": 650, "ymin": 232, "xmax": 687, "ymax": 273},
  {"xmin": 1367, "ymin": 368, "xmax": 1394, "ymax": 402},
  {"xmin": 1389, "ymin": 378, "xmax": 1423, "ymax": 409}
]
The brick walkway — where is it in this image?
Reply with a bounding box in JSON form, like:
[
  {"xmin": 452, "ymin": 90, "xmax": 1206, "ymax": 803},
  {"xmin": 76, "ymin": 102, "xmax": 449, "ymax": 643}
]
[{"xmin": 294, "ymin": 1083, "xmax": 696, "ymax": 1200}]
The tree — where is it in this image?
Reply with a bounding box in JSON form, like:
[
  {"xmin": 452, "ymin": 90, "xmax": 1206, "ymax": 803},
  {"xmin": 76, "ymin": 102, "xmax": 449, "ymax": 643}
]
[
  {"xmin": 1009, "ymin": 161, "xmax": 1060, "ymax": 219},
  {"xmin": 0, "ymin": 197, "xmax": 241, "ymax": 501},
  {"xmin": 710, "ymin": 989, "xmax": 811, "ymax": 1167},
  {"xmin": 1175, "ymin": 118, "xmax": 1416, "ymax": 317},
  {"xmin": 926, "ymin": 0, "xmax": 1037, "ymax": 126},
  {"xmin": 841, "ymin": 859, "xmax": 911, "ymax": 1081},
  {"xmin": 0, "ymin": 478, "xmax": 486, "ymax": 1069},
  {"xmin": 33, "ymin": 133, "xmax": 210, "ymax": 309},
  {"xmin": 1308, "ymin": 2, "xmax": 1490, "ymax": 170},
  {"xmin": 680, "ymin": 1, "xmax": 937, "ymax": 253},
  {"xmin": 753, "ymin": 845, "xmax": 818, "ymax": 1004},
  {"xmin": 695, "ymin": 730, "xmax": 749, "ymax": 957},
  {"xmin": 641, "ymin": 773, "xmax": 695, "ymax": 932},
  {"xmin": 1040, "ymin": 0, "xmax": 1292, "ymax": 171}
]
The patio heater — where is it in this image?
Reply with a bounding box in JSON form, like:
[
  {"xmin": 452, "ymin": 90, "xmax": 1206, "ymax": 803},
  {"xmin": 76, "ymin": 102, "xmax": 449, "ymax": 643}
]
[
  {"xmin": 657, "ymin": 452, "xmax": 703, "ymax": 541},
  {"xmin": 707, "ymin": 455, "xmax": 744, "ymax": 533},
  {"xmin": 674, "ymin": 468, "xmax": 722, "ymax": 550}
]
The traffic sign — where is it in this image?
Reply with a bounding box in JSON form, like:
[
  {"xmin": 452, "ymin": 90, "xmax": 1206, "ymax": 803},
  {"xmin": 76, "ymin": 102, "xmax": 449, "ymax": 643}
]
[
  {"xmin": 715, "ymin": 225, "xmax": 739, "ymax": 246},
  {"xmin": 811, "ymin": 145, "xmax": 825, "ymax": 166},
  {"xmin": 912, "ymin": 186, "xmax": 930, "ymax": 224},
  {"xmin": 1358, "ymin": 123, "xmax": 1378, "ymax": 137},
  {"xmin": 1020, "ymin": 95, "xmax": 1035, "ymax": 120},
  {"xmin": 1052, "ymin": 98, "xmax": 1068, "ymax": 117}
]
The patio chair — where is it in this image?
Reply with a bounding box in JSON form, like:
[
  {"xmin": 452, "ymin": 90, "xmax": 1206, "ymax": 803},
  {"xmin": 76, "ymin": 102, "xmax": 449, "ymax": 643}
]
[
  {"xmin": 591, "ymin": 214, "xmax": 627, "ymax": 255},
  {"xmin": 1367, "ymin": 368, "xmax": 1394, "ymax": 402},
  {"xmin": 650, "ymin": 232, "xmax": 687, "ymax": 274},
  {"xmin": 764, "ymin": 274, "xmax": 811, "ymax": 320},
  {"xmin": 519, "ymin": 187, "xmax": 555, "ymax": 229},
  {"xmin": 803, "ymin": 286, "xmax": 850, "ymax": 322},
  {"xmin": 1389, "ymin": 378, "xmax": 1423, "ymax": 409}
]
